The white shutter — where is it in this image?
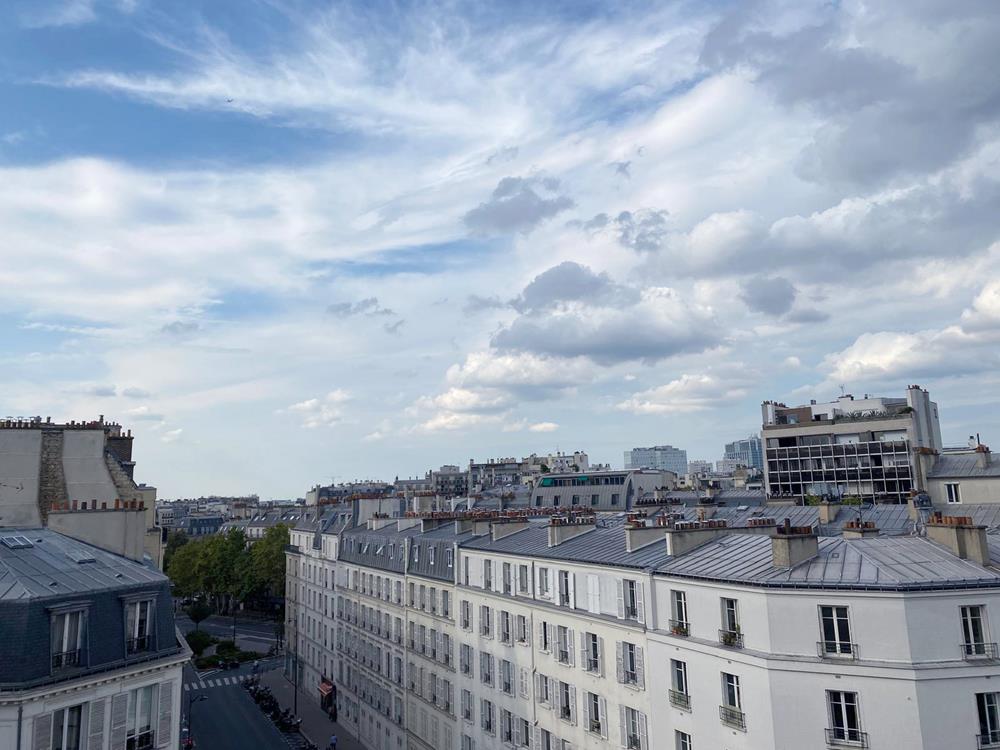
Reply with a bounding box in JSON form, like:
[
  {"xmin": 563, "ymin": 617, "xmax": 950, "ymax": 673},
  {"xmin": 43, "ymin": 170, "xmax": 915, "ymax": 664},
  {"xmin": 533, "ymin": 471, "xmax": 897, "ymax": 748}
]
[
  {"xmin": 598, "ymin": 698, "xmax": 608, "ymax": 739},
  {"xmin": 579, "ymin": 631, "xmax": 588, "ymax": 669},
  {"xmin": 535, "ymin": 674, "xmax": 544, "ymax": 703},
  {"xmin": 568, "ymin": 685, "xmax": 576, "ymax": 724},
  {"xmin": 567, "ymin": 629, "xmax": 575, "ymax": 666},
  {"xmin": 110, "ymin": 693, "xmax": 128, "ymax": 750},
  {"xmin": 533, "ymin": 727, "xmax": 542, "ymax": 750},
  {"xmin": 156, "ymin": 682, "xmax": 173, "ymax": 747},
  {"xmin": 619, "ymin": 705, "xmax": 627, "ymax": 748},
  {"xmin": 537, "ymin": 621, "xmax": 546, "ymax": 650},
  {"xmin": 545, "ymin": 623, "xmax": 553, "ymax": 652},
  {"xmin": 88, "ymin": 698, "xmax": 106, "ymax": 750},
  {"xmin": 616, "ymin": 579, "xmax": 625, "ymax": 619},
  {"xmin": 635, "ymin": 582, "xmax": 645, "ymax": 624},
  {"xmin": 598, "ymin": 636, "xmax": 606, "ymax": 676},
  {"xmin": 587, "ymin": 574, "xmax": 600, "ymax": 613},
  {"xmin": 32, "ymin": 714, "xmax": 51, "ymax": 750},
  {"xmin": 524, "ymin": 617, "xmax": 532, "ymax": 647},
  {"xmin": 615, "ymin": 642, "xmax": 624, "ymax": 683},
  {"xmin": 582, "ymin": 691, "xmax": 591, "ymax": 728},
  {"xmin": 519, "ymin": 667, "xmax": 529, "ymax": 698},
  {"xmin": 635, "ymin": 647, "xmax": 645, "ymax": 689},
  {"xmin": 514, "ymin": 718, "xmax": 522, "ymax": 746},
  {"xmin": 568, "ymin": 574, "xmax": 576, "ymax": 609},
  {"xmin": 638, "ymin": 711, "xmax": 648, "ymax": 750}
]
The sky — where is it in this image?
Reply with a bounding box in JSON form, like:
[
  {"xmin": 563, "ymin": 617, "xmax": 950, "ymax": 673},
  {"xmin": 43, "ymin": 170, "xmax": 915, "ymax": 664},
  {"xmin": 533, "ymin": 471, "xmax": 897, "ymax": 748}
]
[{"xmin": 1, "ymin": 0, "xmax": 999, "ymax": 499}]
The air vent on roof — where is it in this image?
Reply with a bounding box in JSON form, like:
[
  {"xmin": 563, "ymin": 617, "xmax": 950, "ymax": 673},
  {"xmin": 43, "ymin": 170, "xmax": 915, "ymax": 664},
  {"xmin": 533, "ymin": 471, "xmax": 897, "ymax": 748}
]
[
  {"xmin": 1, "ymin": 535, "xmax": 34, "ymax": 549},
  {"xmin": 66, "ymin": 550, "xmax": 96, "ymax": 564}
]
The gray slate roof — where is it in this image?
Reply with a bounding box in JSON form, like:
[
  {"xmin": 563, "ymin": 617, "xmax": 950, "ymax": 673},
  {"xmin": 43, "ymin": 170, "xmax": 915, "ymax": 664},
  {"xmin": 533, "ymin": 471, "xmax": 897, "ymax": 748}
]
[
  {"xmin": 928, "ymin": 453, "xmax": 1000, "ymax": 479},
  {"xmin": 658, "ymin": 533, "xmax": 1000, "ymax": 591},
  {"xmin": 0, "ymin": 528, "xmax": 165, "ymax": 600}
]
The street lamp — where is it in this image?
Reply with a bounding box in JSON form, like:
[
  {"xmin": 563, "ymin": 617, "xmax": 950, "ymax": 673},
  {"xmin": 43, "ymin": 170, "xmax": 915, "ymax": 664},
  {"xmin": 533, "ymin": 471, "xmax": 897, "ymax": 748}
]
[{"xmin": 186, "ymin": 694, "xmax": 208, "ymax": 748}]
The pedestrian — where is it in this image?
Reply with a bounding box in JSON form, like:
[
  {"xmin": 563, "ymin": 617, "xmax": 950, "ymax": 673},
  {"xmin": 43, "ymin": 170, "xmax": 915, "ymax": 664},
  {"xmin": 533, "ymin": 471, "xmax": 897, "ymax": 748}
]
[{"xmin": 329, "ymin": 734, "xmax": 338, "ymax": 750}]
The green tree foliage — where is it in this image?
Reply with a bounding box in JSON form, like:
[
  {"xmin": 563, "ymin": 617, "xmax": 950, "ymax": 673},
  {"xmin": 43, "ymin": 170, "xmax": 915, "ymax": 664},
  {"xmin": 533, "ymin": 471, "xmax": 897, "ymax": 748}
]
[
  {"xmin": 250, "ymin": 524, "xmax": 290, "ymax": 598},
  {"xmin": 162, "ymin": 530, "xmax": 188, "ymax": 571},
  {"xmin": 167, "ymin": 540, "xmax": 205, "ymax": 598}
]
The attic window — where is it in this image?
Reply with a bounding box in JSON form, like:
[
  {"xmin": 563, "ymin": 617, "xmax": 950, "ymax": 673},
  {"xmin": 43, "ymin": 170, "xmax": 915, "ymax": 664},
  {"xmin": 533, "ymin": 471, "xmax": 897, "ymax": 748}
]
[
  {"xmin": 1, "ymin": 535, "xmax": 33, "ymax": 549},
  {"xmin": 66, "ymin": 550, "xmax": 96, "ymax": 564}
]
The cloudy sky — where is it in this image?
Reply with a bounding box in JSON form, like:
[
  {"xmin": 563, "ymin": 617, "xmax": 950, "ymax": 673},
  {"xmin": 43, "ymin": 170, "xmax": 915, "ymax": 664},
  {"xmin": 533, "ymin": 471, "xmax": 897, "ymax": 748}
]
[{"xmin": 2, "ymin": 0, "xmax": 999, "ymax": 498}]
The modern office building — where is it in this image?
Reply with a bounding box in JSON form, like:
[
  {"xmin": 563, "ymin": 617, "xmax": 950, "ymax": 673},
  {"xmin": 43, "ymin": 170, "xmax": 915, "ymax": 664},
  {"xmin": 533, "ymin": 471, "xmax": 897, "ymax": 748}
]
[
  {"xmin": 624, "ymin": 445, "xmax": 688, "ymax": 476},
  {"xmin": 724, "ymin": 435, "xmax": 764, "ymax": 471},
  {"xmin": 761, "ymin": 385, "xmax": 942, "ymax": 503},
  {"xmin": 686, "ymin": 460, "xmax": 713, "ymax": 475},
  {"xmin": 0, "ymin": 528, "xmax": 187, "ymax": 750}
]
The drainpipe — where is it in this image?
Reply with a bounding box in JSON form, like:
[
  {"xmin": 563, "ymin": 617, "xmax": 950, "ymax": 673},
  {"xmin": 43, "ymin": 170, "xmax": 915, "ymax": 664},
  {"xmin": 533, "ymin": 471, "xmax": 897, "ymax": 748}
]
[{"xmin": 16, "ymin": 703, "xmax": 23, "ymax": 750}]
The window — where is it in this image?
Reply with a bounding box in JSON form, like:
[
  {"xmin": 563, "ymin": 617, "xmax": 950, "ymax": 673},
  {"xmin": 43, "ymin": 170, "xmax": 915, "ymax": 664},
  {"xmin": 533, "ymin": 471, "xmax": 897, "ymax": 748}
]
[
  {"xmin": 463, "ymin": 557, "xmax": 469, "ymax": 586},
  {"xmin": 538, "ymin": 568, "xmax": 550, "ymax": 598},
  {"xmin": 553, "ymin": 495, "xmax": 560, "ymax": 507},
  {"xmin": 51, "ymin": 704, "xmax": 84, "ymax": 750},
  {"xmin": 670, "ymin": 660, "xmax": 690, "ymax": 710},
  {"xmin": 585, "ymin": 691, "xmax": 604, "ymax": 735},
  {"xmin": 590, "ymin": 494, "xmax": 599, "ymax": 505},
  {"xmin": 480, "ymin": 699, "xmax": 495, "ymax": 734},
  {"xmin": 611, "ymin": 493, "xmax": 620, "ymax": 505},
  {"xmin": 675, "ymin": 731, "xmax": 692, "ymax": 750},
  {"xmin": 558, "ymin": 681, "xmax": 575, "ymax": 723},
  {"xmin": 126, "ymin": 600, "xmax": 152, "ymax": 654},
  {"xmin": 500, "ymin": 659, "xmax": 513, "ymax": 694},
  {"xmin": 540, "ymin": 621, "xmax": 551, "ymax": 652},
  {"xmin": 621, "ymin": 706, "xmax": 646, "ymax": 750},
  {"xmin": 720, "ymin": 598, "xmax": 741, "ymax": 647},
  {"xmin": 461, "ymin": 689, "xmax": 473, "ymax": 722},
  {"xmin": 819, "ymin": 606, "xmax": 854, "ymax": 657},
  {"xmin": 51, "ymin": 610, "xmax": 85, "ymax": 670},
  {"xmin": 483, "ymin": 560, "xmax": 493, "ymax": 590},
  {"xmin": 516, "ymin": 718, "xmax": 530, "ymax": 747},
  {"xmin": 502, "ymin": 562, "xmax": 512, "ymax": 594},
  {"xmin": 946, "ymin": 483, "xmax": 961, "ymax": 503},
  {"xmin": 126, "ymin": 685, "xmax": 156, "ymax": 750},
  {"xmin": 978, "ymin": 693, "xmax": 1000, "ymax": 747},
  {"xmin": 480, "ymin": 653, "xmax": 494, "ymax": 686},
  {"xmin": 620, "ymin": 579, "xmax": 642, "ymax": 621},
  {"xmin": 500, "ymin": 611, "xmax": 512, "ymax": 644},
  {"xmin": 500, "ymin": 709, "xmax": 513, "ymax": 743},
  {"xmin": 480, "ymin": 606, "xmax": 493, "ymax": 638},
  {"xmin": 584, "ymin": 632, "xmax": 602, "ymax": 673},
  {"xmin": 670, "ymin": 590, "xmax": 689, "ymax": 635},
  {"xmin": 460, "ymin": 600, "xmax": 471, "ymax": 630},
  {"xmin": 827, "ymin": 691, "xmax": 864, "ymax": 745},
  {"xmin": 460, "ymin": 644, "xmax": 472, "ymax": 675},
  {"xmin": 558, "ymin": 571, "xmax": 572, "ymax": 607},
  {"xmin": 618, "ymin": 642, "xmax": 642, "ymax": 687},
  {"xmin": 720, "ymin": 673, "xmax": 744, "ymax": 730},
  {"xmin": 429, "ymin": 547, "xmax": 436, "ymax": 565},
  {"xmin": 515, "ymin": 615, "xmax": 528, "ymax": 644},
  {"xmin": 963, "ymin": 605, "xmax": 993, "ymax": 657},
  {"xmin": 517, "ymin": 565, "xmax": 529, "ymax": 593},
  {"xmin": 442, "ymin": 591, "xmax": 451, "ymax": 618},
  {"xmin": 556, "ymin": 626, "xmax": 574, "ymax": 665}
]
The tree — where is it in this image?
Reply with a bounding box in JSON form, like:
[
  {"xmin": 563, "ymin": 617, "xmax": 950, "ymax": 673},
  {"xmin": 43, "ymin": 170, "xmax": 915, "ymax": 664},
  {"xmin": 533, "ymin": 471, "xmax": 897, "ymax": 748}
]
[
  {"xmin": 250, "ymin": 524, "xmax": 290, "ymax": 599},
  {"xmin": 163, "ymin": 530, "xmax": 188, "ymax": 571},
  {"xmin": 185, "ymin": 601, "xmax": 213, "ymax": 632},
  {"xmin": 167, "ymin": 540, "xmax": 205, "ymax": 598}
]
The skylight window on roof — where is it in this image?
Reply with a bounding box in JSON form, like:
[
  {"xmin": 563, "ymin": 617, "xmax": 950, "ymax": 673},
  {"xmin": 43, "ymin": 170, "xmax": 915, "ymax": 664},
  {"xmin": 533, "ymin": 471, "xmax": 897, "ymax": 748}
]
[
  {"xmin": 66, "ymin": 550, "xmax": 96, "ymax": 564},
  {"xmin": 1, "ymin": 535, "xmax": 34, "ymax": 549}
]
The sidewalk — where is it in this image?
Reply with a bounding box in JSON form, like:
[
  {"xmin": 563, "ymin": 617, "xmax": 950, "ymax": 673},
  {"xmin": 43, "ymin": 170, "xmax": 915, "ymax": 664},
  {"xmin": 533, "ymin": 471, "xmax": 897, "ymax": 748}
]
[{"xmin": 260, "ymin": 669, "xmax": 365, "ymax": 750}]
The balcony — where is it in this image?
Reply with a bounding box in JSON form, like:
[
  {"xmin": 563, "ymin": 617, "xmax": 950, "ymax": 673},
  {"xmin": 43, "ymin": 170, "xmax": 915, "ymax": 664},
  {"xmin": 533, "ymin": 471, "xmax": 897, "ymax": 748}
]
[
  {"xmin": 817, "ymin": 641, "xmax": 858, "ymax": 659},
  {"xmin": 669, "ymin": 619, "xmax": 689, "ymax": 637},
  {"xmin": 826, "ymin": 728, "xmax": 869, "ymax": 747},
  {"xmin": 719, "ymin": 629, "xmax": 744, "ymax": 649},
  {"xmin": 127, "ymin": 635, "xmax": 150, "ymax": 655},
  {"xmin": 719, "ymin": 705, "xmax": 746, "ymax": 730},
  {"xmin": 586, "ymin": 657, "xmax": 600, "ymax": 673},
  {"xmin": 962, "ymin": 642, "xmax": 1000, "ymax": 660},
  {"xmin": 978, "ymin": 730, "xmax": 1000, "ymax": 748},
  {"xmin": 669, "ymin": 689, "xmax": 691, "ymax": 710},
  {"xmin": 589, "ymin": 719, "xmax": 603, "ymax": 734},
  {"xmin": 560, "ymin": 705, "xmax": 572, "ymax": 721},
  {"xmin": 52, "ymin": 649, "xmax": 81, "ymax": 670}
]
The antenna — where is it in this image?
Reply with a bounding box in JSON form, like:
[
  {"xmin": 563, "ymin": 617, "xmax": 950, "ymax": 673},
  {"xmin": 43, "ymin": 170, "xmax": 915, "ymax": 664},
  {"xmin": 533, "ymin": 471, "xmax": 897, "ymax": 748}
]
[{"xmin": 839, "ymin": 384, "xmax": 846, "ymax": 396}]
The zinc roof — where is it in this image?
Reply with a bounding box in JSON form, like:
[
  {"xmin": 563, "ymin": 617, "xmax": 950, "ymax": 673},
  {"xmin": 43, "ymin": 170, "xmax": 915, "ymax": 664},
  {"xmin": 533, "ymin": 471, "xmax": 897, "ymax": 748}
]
[
  {"xmin": 0, "ymin": 528, "xmax": 165, "ymax": 601},
  {"xmin": 928, "ymin": 453, "xmax": 1000, "ymax": 479}
]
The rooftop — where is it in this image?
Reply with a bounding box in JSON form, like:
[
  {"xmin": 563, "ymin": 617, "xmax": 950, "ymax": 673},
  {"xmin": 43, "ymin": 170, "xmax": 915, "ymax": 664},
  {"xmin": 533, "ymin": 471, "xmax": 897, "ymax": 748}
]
[
  {"xmin": 928, "ymin": 452, "xmax": 1000, "ymax": 479},
  {"xmin": 0, "ymin": 528, "xmax": 164, "ymax": 601}
]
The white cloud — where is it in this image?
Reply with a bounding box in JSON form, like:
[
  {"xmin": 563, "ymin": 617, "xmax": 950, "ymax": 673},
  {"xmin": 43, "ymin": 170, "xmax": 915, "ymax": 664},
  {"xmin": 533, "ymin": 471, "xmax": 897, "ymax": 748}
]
[
  {"xmin": 528, "ymin": 422, "xmax": 559, "ymax": 433},
  {"xmin": 617, "ymin": 373, "xmax": 751, "ymax": 415},
  {"xmin": 160, "ymin": 428, "xmax": 183, "ymax": 443},
  {"xmin": 285, "ymin": 389, "xmax": 351, "ymax": 428}
]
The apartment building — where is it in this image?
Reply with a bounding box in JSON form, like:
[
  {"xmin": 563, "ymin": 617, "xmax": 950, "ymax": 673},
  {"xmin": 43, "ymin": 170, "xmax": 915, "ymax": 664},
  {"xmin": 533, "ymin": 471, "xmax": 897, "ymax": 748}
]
[
  {"xmin": 724, "ymin": 435, "xmax": 764, "ymax": 471},
  {"xmin": 530, "ymin": 469, "xmax": 676, "ymax": 511},
  {"xmin": 624, "ymin": 445, "xmax": 688, "ymax": 475},
  {"xmin": 762, "ymin": 385, "xmax": 942, "ymax": 503},
  {"xmin": 287, "ymin": 499, "xmax": 1000, "ymax": 750},
  {"xmin": 0, "ymin": 529, "xmax": 187, "ymax": 750}
]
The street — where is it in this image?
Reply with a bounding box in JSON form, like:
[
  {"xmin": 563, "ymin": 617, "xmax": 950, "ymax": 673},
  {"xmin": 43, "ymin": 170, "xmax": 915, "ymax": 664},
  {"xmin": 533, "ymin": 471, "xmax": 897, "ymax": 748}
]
[
  {"xmin": 176, "ymin": 613, "xmax": 282, "ymax": 653},
  {"xmin": 180, "ymin": 658, "xmax": 299, "ymax": 750}
]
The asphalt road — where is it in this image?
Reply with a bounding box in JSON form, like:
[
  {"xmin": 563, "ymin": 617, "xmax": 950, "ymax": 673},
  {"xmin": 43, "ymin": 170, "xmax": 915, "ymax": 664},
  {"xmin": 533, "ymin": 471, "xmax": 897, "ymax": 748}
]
[
  {"xmin": 181, "ymin": 659, "xmax": 296, "ymax": 750},
  {"xmin": 176, "ymin": 613, "xmax": 282, "ymax": 653}
]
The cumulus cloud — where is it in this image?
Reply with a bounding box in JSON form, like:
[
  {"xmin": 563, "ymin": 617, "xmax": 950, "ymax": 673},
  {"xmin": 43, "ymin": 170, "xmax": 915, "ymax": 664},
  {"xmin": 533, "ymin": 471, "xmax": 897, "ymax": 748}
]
[
  {"xmin": 511, "ymin": 262, "xmax": 636, "ymax": 313},
  {"xmin": 161, "ymin": 320, "xmax": 200, "ymax": 336},
  {"xmin": 160, "ymin": 428, "xmax": 183, "ymax": 443},
  {"xmin": 528, "ymin": 421, "xmax": 559, "ymax": 433},
  {"xmin": 464, "ymin": 176, "xmax": 574, "ymax": 235},
  {"xmin": 613, "ymin": 209, "xmax": 669, "ymax": 252},
  {"xmin": 617, "ymin": 372, "xmax": 752, "ymax": 415},
  {"xmin": 285, "ymin": 389, "xmax": 351, "ymax": 428},
  {"xmin": 125, "ymin": 406, "xmax": 164, "ymax": 421},
  {"xmin": 327, "ymin": 298, "xmax": 394, "ymax": 317},
  {"xmin": 740, "ymin": 276, "xmax": 797, "ymax": 316}
]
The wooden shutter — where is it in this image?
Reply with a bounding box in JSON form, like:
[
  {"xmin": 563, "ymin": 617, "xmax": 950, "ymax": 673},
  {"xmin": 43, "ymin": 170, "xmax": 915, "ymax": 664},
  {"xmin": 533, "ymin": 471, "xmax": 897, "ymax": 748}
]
[
  {"xmin": 568, "ymin": 574, "xmax": 576, "ymax": 609},
  {"xmin": 598, "ymin": 636, "xmax": 606, "ymax": 677},
  {"xmin": 635, "ymin": 647, "xmax": 645, "ymax": 689},
  {"xmin": 616, "ymin": 579, "xmax": 625, "ymax": 619},
  {"xmin": 535, "ymin": 674, "xmax": 544, "ymax": 703},
  {"xmin": 533, "ymin": 726, "xmax": 542, "ymax": 750},
  {"xmin": 566, "ymin": 629, "xmax": 575, "ymax": 666},
  {"xmin": 568, "ymin": 685, "xmax": 576, "ymax": 724},
  {"xmin": 598, "ymin": 698, "xmax": 608, "ymax": 739},
  {"xmin": 635, "ymin": 582, "xmax": 645, "ymax": 624},
  {"xmin": 110, "ymin": 693, "xmax": 128, "ymax": 750},
  {"xmin": 519, "ymin": 667, "xmax": 529, "ymax": 698},
  {"xmin": 638, "ymin": 711, "xmax": 648, "ymax": 750},
  {"xmin": 587, "ymin": 575, "xmax": 600, "ymax": 614},
  {"xmin": 615, "ymin": 641, "xmax": 624, "ymax": 683},
  {"xmin": 32, "ymin": 713, "xmax": 51, "ymax": 750},
  {"xmin": 156, "ymin": 682, "xmax": 173, "ymax": 748},
  {"xmin": 88, "ymin": 698, "xmax": 106, "ymax": 750},
  {"xmin": 619, "ymin": 705, "xmax": 627, "ymax": 748},
  {"xmin": 579, "ymin": 632, "xmax": 588, "ymax": 670},
  {"xmin": 581, "ymin": 691, "xmax": 591, "ymax": 728}
]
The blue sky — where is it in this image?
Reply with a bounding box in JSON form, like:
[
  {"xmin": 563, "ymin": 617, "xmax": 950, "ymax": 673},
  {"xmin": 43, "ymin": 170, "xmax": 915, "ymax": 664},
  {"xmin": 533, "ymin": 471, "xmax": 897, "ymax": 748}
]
[{"xmin": 2, "ymin": 0, "xmax": 999, "ymax": 498}]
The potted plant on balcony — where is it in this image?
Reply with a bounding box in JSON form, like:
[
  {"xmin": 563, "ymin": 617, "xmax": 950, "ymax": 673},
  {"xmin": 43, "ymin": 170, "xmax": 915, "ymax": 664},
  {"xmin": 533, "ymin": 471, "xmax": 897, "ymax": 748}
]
[
  {"xmin": 671, "ymin": 621, "xmax": 689, "ymax": 636},
  {"xmin": 721, "ymin": 627, "xmax": 741, "ymax": 647}
]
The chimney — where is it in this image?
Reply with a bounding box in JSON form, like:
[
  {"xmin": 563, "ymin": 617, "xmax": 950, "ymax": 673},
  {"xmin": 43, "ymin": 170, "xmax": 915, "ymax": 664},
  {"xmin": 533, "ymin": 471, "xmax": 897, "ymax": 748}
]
[
  {"xmin": 976, "ymin": 444, "xmax": 992, "ymax": 470},
  {"xmin": 771, "ymin": 519, "xmax": 819, "ymax": 568},
  {"xmin": 925, "ymin": 513, "xmax": 990, "ymax": 566},
  {"xmin": 624, "ymin": 514, "xmax": 669, "ymax": 552},
  {"xmin": 842, "ymin": 520, "xmax": 879, "ymax": 539},
  {"xmin": 817, "ymin": 500, "xmax": 839, "ymax": 524},
  {"xmin": 492, "ymin": 518, "xmax": 528, "ymax": 541},
  {"xmin": 547, "ymin": 514, "xmax": 596, "ymax": 547}
]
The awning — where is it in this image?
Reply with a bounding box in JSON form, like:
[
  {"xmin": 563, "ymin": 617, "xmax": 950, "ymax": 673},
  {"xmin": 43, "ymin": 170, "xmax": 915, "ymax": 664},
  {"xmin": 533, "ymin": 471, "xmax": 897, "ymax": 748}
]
[{"xmin": 319, "ymin": 681, "xmax": 333, "ymax": 696}]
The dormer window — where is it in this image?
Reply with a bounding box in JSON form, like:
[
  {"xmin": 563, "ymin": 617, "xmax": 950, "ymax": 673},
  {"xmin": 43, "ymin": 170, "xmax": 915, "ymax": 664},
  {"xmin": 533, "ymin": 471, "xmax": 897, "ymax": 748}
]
[
  {"xmin": 126, "ymin": 600, "xmax": 153, "ymax": 654},
  {"xmin": 51, "ymin": 608, "xmax": 86, "ymax": 670}
]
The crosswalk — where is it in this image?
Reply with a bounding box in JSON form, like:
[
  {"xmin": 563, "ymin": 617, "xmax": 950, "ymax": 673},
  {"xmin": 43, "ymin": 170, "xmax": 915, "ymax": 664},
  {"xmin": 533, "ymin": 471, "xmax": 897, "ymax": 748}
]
[{"xmin": 184, "ymin": 675, "xmax": 252, "ymax": 691}]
